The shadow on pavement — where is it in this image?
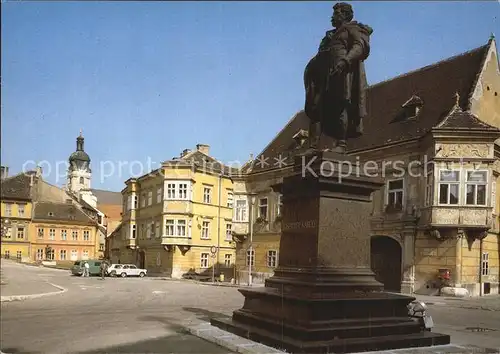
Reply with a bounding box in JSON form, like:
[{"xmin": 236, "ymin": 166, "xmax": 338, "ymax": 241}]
[
  {"xmin": 182, "ymin": 307, "xmax": 231, "ymax": 322},
  {"xmin": 73, "ymin": 332, "xmax": 231, "ymax": 354}
]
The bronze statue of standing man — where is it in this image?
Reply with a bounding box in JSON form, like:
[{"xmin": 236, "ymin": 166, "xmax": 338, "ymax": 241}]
[{"xmin": 304, "ymin": 2, "xmax": 373, "ymax": 154}]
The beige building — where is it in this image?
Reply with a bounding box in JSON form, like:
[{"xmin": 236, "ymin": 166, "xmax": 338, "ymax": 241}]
[
  {"xmin": 109, "ymin": 144, "xmax": 241, "ymax": 279},
  {"xmin": 235, "ymin": 37, "xmax": 500, "ymax": 296}
]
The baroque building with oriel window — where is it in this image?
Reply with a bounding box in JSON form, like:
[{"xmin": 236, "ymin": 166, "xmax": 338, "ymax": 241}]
[{"xmin": 233, "ymin": 37, "xmax": 500, "ymax": 297}]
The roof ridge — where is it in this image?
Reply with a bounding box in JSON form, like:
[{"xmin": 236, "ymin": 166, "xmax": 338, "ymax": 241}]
[
  {"xmin": 0, "ymin": 170, "xmax": 36, "ymax": 182},
  {"xmin": 254, "ymin": 110, "xmax": 304, "ymax": 159},
  {"xmin": 368, "ymin": 42, "xmax": 489, "ymax": 91}
]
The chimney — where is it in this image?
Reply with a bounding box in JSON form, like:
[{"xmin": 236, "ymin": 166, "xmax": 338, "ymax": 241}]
[
  {"xmin": 0, "ymin": 166, "xmax": 8, "ymax": 180},
  {"xmin": 180, "ymin": 149, "xmax": 192, "ymax": 158},
  {"xmin": 196, "ymin": 144, "xmax": 210, "ymax": 155}
]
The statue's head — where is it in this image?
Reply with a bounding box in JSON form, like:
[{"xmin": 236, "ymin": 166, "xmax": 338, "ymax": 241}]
[{"xmin": 331, "ymin": 2, "xmax": 354, "ymax": 27}]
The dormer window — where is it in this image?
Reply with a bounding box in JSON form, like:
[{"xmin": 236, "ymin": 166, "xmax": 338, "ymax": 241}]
[
  {"xmin": 293, "ymin": 129, "xmax": 309, "ymax": 147},
  {"xmin": 401, "ymin": 95, "xmax": 423, "ymax": 120}
]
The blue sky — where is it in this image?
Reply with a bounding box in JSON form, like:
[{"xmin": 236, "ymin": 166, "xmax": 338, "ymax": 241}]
[{"xmin": 2, "ymin": 1, "xmax": 498, "ymax": 191}]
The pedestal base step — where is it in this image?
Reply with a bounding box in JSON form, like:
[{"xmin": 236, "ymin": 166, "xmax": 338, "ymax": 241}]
[{"xmin": 211, "ymin": 317, "xmax": 451, "ymax": 354}]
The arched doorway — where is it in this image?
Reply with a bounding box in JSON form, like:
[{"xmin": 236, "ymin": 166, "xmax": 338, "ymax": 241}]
[{"xmin": 370, "ymin": 236, "xmax": 402, "ymax": 292}]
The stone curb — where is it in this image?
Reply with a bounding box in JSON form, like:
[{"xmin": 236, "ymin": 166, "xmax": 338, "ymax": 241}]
[
  {"xmin": 183, "ymin": 321, "xmax": 285, "ymax": 353},
  {"xmin": 0, "ymin": 282, "xmax": 68, "ymax": 302},
  {"xmin": 183, "ymin": 321, "xmax": 494, "ymax": 354}
]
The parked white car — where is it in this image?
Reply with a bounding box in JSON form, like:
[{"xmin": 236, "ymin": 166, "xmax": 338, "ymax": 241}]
[{"xmin": 107, "ymin": 264, "xmax": 147, "ymax": 278}]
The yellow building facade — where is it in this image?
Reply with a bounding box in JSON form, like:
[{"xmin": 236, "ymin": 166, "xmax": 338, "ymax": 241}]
[
  {"xmin": 1, "ymin": 168, "xmax": 101, "ymax": 263},
  {"xmin": 1, "ymin": 191, "xmax": 33, "ymax": 262},
  {"xmin": 118, "ymin": 144, "xmax": 238, "ymax": 279}
]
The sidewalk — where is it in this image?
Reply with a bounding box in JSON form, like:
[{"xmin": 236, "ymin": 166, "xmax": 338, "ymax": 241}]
[
  {"xmin": 414, "ymin": 294, "xmax": 500, "ymax": 311},
  {"xmin": 1, "ymin": 260, "xmax": 66, "ymax": 301}
]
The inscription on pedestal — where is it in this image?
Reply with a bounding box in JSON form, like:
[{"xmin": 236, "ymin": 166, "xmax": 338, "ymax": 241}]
[
  {"xmin": 280, "ymin": 197, "xmax": 319, "ymax": 267},
  {"xmin": 282, "ymin": 220, "xmax": 317, "ymax": 231}
]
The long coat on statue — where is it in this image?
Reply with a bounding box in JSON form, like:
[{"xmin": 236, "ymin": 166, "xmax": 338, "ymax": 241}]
[{"xmin": 304, "ymin": 21, "xmax": 373, "ymax": 140}]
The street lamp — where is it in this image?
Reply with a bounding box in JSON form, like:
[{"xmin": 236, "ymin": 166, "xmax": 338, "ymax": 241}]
[{"xmin": 248, "ymin": 194, "xmax": 256, "ymax": 286}]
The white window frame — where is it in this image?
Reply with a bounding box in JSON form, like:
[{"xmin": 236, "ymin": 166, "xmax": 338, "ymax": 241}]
[
  {"xmin": 165, "ymin": 181, "xmax": 191, "ymax": 201},
  {"xmin": 481, "ymin": 252, "xmax": 489, "ymax": 276},
  {"xmin": 83, "ymin": 230, "xmax": 90, "ymax": 241},
  {"xmin": 133, "ymin": 194, "xmax": 138, "ymax": 209},
  {"xmin": 36, "ymin": 249, "xmax": 44, "ymax": 260},
  {"xmin": 151, "ymin": 221, "xmax": 156, "ymax": 238},
  {"xmin": 17, "ymin": 227, "xmax": 25, "ymax": 240},
  {"xmin": 128, "ymin": 195, "xmax": 132, "ymax": 210},
  {"xmin": 465, "ymin": 170, "xmax": 488, "ymax": 206},
  {"xmin": 177, "ymin": 220, "xmax": 187, "ymax": 237},
  {"xmin": 61, "ymin": 229, "xmax": 67, "ymax": 241},
  {"xmin": 203, "ymin": 186, "xmax": 212, "ymax": 204},
  {"xmin": 258, "ymin": 197, "xmax": 268, "ymax": 219},
  {"xmin": 227, "ymin": 191, "xmax": 234, "ymax": 208},
  {"xmin": 492, "ymin": 179, "xmax": 497, "ymax": 214},
  {"xmin": 38, "ymin": 228, "xmax": 44, "ymax": 238},
  {"xmin": 156, "ymin": 187, "xmax": 162, "ymax": 203},
  {"xmin": 224, "ymin": 254, "xmax": 231, "ymax": 266},
  {"xmin": 155, "ymin": 222, "xmax": 160, "ymax": 238},
  {"xmin": 18, "ymin": 204, "xmax": 25, "ymax": 217},
  {"xmin": 141, "ymin": 193, "xmax": 146, "ymax": 208},
  {"xmin": 72, "ymin": 230, "xmax": 78, "ymax": 241},
  {"xmin": 425, "ymin": 171, "xmax": 433, "ymax": 207},
  {"xmin": 225, "ymin": 223, "xmax": 232, "ymax": 241},
  {"xmin": 201, "ymin": 221, "xmax": 210, "ymax": 239},
  {"xmin": 200, "ymin": 253, "xmax": 209, "ymax": 268},
  {"xmin": 386, "ymin": 178, "xmax": 404, "ymax": 209},
  {"xmin": 60, "ymin": 250, "xmax": 67, "ymax": 260},
  {"xmin": 438, "ymin": 170, "xmax": 460, "ymax": 206},
  {"xmin": 267, "ymin": 250, "xmax": 278, "ymax": 268},
  {"xmin": 71, "ymin": 250, "xmax": 78, "ymax": 261},
  {"xmin": 276, "ymin": 194, "xmax": 283, "ymax": 216},
  {"xmin": 131, "ymin": 225, "xmax": 137, "ymax": 239},
  {"xmin": 246, "ymin": 249, "xmax": 255, "ymax": 266},
  {"xmin": 146, "ymin": 223, "xmax": 151, "ymax": 239},
  {"xmin": 5, "ymin": 203, "xmax": 12, "ymax": 216},
  {"xmin": 48, "ymin": 228, "xmax": 55, "ymax": 240},
  {"xmin": 82, "ymin": 250, "xmax": 89, "ymax": 260},
  {"xmin": 147, "ymin": 191, "xmax": 153, "ymax": 206},
  {"xmin": 165, "ymin": 219, "xmax": 175, "ymax": 236},
  {"xmin": 234, "ymin": 199, "xmax": 248, "ymax": 222}
]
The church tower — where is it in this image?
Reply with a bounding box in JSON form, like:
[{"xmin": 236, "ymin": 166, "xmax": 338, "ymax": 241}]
[{"xmin": 67, "ymin": 130, "xmax": 92, "ymax": 196}]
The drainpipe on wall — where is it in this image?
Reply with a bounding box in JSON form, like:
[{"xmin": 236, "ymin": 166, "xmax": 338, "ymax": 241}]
[
  {"xmin": 479, "ymin": 238, "xmax": 483, "ymax": 296},
  {"xmin": 455, "ymin": 229, "xmax": 464, "ymax": 287}
]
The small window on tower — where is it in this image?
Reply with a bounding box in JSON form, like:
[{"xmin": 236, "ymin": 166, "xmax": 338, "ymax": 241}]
[{"xmin": 79, "ymin": 177, "xmax": 84, "ymax": 184}]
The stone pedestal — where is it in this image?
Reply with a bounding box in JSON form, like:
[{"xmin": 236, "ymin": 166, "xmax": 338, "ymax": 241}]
[{"xmin": 211, "ymin": 151, "xmax": 450, "ymax": 353}]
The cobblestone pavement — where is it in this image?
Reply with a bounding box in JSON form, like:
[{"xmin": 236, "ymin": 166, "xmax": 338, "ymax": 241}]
[{"xmin": 1, "ymin": 261, "xmax": 499, "ymax": 353}]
